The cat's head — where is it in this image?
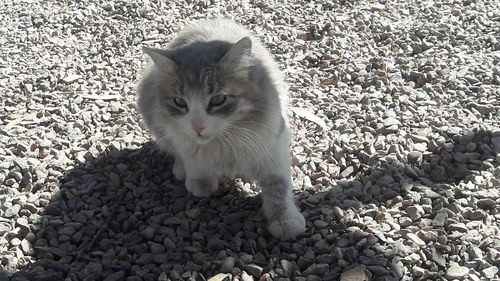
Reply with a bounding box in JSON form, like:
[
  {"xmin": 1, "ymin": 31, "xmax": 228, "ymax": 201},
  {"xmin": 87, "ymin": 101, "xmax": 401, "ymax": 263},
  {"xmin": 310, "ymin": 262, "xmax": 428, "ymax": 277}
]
[{"xmin": 143, "ymin": 37, "xmax": 263, "ymax": 145}]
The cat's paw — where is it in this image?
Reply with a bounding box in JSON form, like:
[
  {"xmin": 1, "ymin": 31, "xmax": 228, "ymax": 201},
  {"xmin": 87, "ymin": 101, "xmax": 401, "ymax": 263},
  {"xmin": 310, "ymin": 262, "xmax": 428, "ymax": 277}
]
[
  {"xmin": 172, "ymin": 158, "xmax": 185, "ymax": 180},
  {"xmin": 186, "ymin": 177, "xmax": 219, "ymax": 198},
  {"xmin": 267, "ymin": 206, "xmax": 306, "ymax": 240}
]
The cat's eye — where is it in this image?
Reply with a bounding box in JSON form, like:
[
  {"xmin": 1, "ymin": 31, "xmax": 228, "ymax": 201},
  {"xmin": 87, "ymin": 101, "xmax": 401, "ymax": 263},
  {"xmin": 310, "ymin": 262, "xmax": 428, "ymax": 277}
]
[
  {"xmin": 173, "ymin": 97, "xmax": 187, "ymax": 108},
  {"xmin": 209, "ymin": 95, "xmax": 227, "ymax": 107}
]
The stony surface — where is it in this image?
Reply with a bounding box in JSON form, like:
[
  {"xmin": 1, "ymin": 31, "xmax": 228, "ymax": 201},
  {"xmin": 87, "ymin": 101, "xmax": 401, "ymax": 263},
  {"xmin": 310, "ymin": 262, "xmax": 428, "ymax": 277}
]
[{"xmin": 0, "ymin": 0, "xmax": 499, "ymax": 280}]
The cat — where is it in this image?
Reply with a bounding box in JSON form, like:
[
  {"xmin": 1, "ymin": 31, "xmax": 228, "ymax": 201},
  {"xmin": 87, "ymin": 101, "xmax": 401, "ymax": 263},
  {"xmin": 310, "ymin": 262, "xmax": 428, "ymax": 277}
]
[{"xmin": 137, "ymin": 19, "xmax": 305, "ymax": 240}]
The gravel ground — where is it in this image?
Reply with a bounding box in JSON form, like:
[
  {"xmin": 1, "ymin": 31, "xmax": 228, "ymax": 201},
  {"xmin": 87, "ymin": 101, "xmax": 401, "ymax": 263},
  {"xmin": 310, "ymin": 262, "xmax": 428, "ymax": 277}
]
[{"xmin": 1, "ymin": 0, "xmax": 499, "ymax": 280}]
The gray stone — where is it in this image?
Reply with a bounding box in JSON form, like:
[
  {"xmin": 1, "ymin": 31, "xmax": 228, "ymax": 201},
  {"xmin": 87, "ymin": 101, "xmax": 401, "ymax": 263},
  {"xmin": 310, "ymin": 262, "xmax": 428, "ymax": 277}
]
[
  {"xmin": 220, "ymin": 256, "xmax": 235, "ymax": 273},
  {"xmin": 16, "ymin": 217, "xmax": 29, "ymax": 230},
  {"xmin": 223, "ymin": 213, "xmax": 242, "ymax": 224},
  {"xmin": 241, "ymin": 272, "xmax": 254, "ymax": 281},
  {"xmin": 140, "ymin": 226, "xmax": 155, "ymax": 239},
  {"xmin": 482, "ymin": 266, "xmax": 498, "ymax": 279},
  {"xmin": 407, "ymin": 151, "xmax": 422, "ymax": 164},
  {"xmin": 412, "ymin": 266, "xmax": 426, "ymax": 277},
  {"xmin": 303, "ymin": 263, "xmax": 329, "ymax": 276},
  {"xmin": 44, "ymin": 205, "xmax": 62, "ymax": 216},
  {"xmin": 383, "ymin": 117, "xmax": 400, "ymax": 127},
  {"xmin": 4, "ymin": 204, "xmax": 20, "ymax": 218},
  {"xmin": 20, "ymin": 239, "xmax": 33, "ymax": 255},
  {"xmin": 446, "ymin": 265, "xmax": 469, "ymax": 280},
  {"xmin": 405, "ymin": 232, "xmax": 425, "ymax": 247},
  {"xmin": 341, "ymin": 264, "xmax": 369, "ymax": 281},
  {"xmin": 103, "ymin": 271, "xmax": 126, "ymax": 281},
  {"xmin": 463, "ymin": 209, "xmax": 487, "ymax": 220},
  {"xmin": 207, "ymin": 273, "xmax": 231, "ymax": 281},
  {"xmin": 84, "ymin": 262, "xmax": 103, "ymax": 275},
  {"xmin": 58, "ymin": 226, "xmax": 76, "ymax": 236},
  {"xmin": 281, "ymin": 259, "xmax": 294, "ymax": 276},
  {"xmin": 477, "ymin": 199, "xmax": 496, "ymax": 210},
  {"xmin": 11, "ymin": 238, "xmax": 21, "ymax": 246},
  {"xmin": 406, "ymin": 205, "xmax": 424, "ymax": 221},
  {"xmin": 158, "ymin": 272, "xmax": 169, "ymax": 281},
  {"xmin": 244, "ymin": 264, "xmax": 263, "ymax": 278},
  {"xmin": 150, "ymin": 242, "xmax": 165, "ymax": 254},
  {"xmin": 152, "ymin": 254, "xmax": 168, "ymax": 264},
  {"xmin": 0, "ymin": 222, "xmax": 12, "ymax": 234},
  {"xmin": 431, "ymin": 248, "xmax": 446, "ymax": 267},
  {"xmin": 409, "ymin": 134, "xmax": 429, "ymax": 144},
  {"xmin": 448, "ymin": 223, "xmax": 468, "ymax": 232},
  {"xmin": 432, "ymin": 211, "xmax": 447, "ymax": 227},
  {"xmin": 163, "ymin": 237, "xmax": 176, "ymax": 250},
  {"xmin": 135, "ymin": 253, "xmax": 153, "ymax": 265}
]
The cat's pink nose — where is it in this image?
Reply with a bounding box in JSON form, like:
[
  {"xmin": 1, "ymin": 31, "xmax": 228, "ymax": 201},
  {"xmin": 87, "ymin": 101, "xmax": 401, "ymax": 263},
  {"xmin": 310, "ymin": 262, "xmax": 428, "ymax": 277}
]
[{"xmin": 193, "ymin": 126, "xmax": 204, "ymax": 135}]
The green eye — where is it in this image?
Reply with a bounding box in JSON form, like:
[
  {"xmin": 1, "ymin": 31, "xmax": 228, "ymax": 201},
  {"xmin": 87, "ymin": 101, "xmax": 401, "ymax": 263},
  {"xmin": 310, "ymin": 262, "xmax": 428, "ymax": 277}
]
[
  {"xmin": 209, "ymin": 95, "xmax": 227, "ymax": 107},
  {"xmin": 173, "ymin": 97, "xmax": 187, "ymax": 108}
]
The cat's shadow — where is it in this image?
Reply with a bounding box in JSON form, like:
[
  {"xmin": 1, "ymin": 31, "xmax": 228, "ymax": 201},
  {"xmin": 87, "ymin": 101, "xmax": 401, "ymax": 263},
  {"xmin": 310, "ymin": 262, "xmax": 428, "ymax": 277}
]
[
  {"xmin": 10, "ymin": 142, "xmax": 285, "ymax": 280},
  {"xmin": 8, "ymin": 128, "xmax": 499, "ymax": 280}
]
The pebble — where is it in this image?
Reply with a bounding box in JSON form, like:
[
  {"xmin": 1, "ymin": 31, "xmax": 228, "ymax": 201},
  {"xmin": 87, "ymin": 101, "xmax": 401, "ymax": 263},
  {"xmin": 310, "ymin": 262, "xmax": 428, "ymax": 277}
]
[
  {"xmin": 244, "ymin": 264, "xmax": 263, "ymax": 278},
  {"xmin": 340, "ymin": 264, "xmax": 369, "ymax": 281},
  {"xmin": 58, "ymin": 226, "xmax": 76, "ymax": 236},
  {"xmin": 135, "ymin": 253, "xmax": 153, "ymax": 265},
  {"xmin": 4, "ymin": 205, "xmax": 21, "ymax": 218},
  {"xmin": 477, "ymin": 199, "xmax": 495, "ymax": 210},
  {"xmin": 103, "ymin": 271, "xmax": 126, "ymax": 281},
  {"xmin": 448, "ymin": 223, "xmax": 468, "ymax": 232},
  {"xmin": 281, "ymin": 259, "xmax": 294, "ymax": 276},
  {"xmin": 482, "ymin": 266, "xmax": 498, "ymax": 279},
  {"xmin": 150, "ymin": 242, "xmax": 165, "ymax": 254},
  {"xmin": 407, "ymin": 151, "xmax": 422, "ymax": 164},
  {"xmin": 433, "ymin": 211, "xmax": 448, "ymax": 227},
  {"xmin": 405, "ymin": 233, "xmax": 426, "ymax": 247},
  {"xmin": 431, "ymin": 247, "xmax": 447, "ymax": 267},
  {"xmin": 16, "ymin": 217, "xmax": 30, "ymax": 230},
  {"xmin": 11, "ymin": 238, "xmax": 21, "ymax": 246},
  {"xmin": 163, "ymin": 237, "xmax": 176, "ymax": 250},
  {"xmin": 44, "ymin": 205, "xmax": 62, "ymax": 216},
  {"xmin": 303, "ymin": 263, "xmax": 329, "ymax": 276},
  {"xmin": 446, "ymin": 265, "xmax": 469, "ymax": 280},
  {"xmin": 241, "ymin": 272, "xmax": 254, "ymax": 281},
  {"xmin": 20, "ymin": 239, "xmax": 33, "ymax": 255},
  {"xmin": 220, "ymin": 256, "xmax": 235, "ymax": 273},
  {"xmin": 412, "ymin": 266, "xmax": 426, "ymax": 277},
  {"xmin": 406, "ymin": 205, "xmax": 425, "ymax": 221},
  {"xmin": 417, "ymin": 230, "xmax": 438, "ymax": 242},
  {"xmin": 0, "ymin": 222, "xmax": 11, "ymax": 235},
  {"xmin": 140, "ymin": 227, "xmax": 155, "ymax": 239},
  {"xmin": 158, "ymin": 272, "xmax": 169, "ymax": 281},
  {"xmin": 208, "ymin": 273, "xmax": 231, "ymax": 281}
]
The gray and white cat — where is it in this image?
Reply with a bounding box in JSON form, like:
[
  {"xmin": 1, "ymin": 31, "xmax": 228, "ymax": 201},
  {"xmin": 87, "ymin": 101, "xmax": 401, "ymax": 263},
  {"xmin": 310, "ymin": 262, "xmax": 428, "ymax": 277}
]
[{"xmin": 137, "ymin": 19, "xmax": 305, "ymax": 240}]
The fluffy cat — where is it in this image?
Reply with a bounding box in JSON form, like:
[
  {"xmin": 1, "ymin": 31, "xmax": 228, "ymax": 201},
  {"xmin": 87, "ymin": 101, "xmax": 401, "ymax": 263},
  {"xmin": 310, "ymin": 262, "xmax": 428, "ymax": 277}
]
[{"xmin": 137, "ymin": 19, "xmax": 305, "ymax": 240}]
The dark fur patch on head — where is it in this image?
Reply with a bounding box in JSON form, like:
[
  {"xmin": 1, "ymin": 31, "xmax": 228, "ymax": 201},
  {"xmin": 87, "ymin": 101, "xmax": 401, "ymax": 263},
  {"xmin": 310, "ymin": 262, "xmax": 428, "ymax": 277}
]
[{"xmin": 164, "ymin": 41, "xmax": 234, "ymax": 91}]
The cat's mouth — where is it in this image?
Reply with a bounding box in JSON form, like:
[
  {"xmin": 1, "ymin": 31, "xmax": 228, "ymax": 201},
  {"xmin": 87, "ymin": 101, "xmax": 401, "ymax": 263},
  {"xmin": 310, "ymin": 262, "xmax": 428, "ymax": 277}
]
[{"xmin": 194, "ymin": 134, "xmax": 212, "ymax": 144}]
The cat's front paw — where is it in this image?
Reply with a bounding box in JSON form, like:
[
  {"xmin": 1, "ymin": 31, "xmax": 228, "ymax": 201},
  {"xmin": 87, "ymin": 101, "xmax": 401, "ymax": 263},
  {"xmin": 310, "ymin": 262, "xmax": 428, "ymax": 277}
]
[
  {"xmin": 172, "ymin": 157, "xmax": 186, "ymax": 180},
  {"xmin": 267, "ymin": 206, "xmax": 306, "ymax": 240},
  {"xmin": 186, "ymin": 177, "xmax": 219, "ymax": 198}
]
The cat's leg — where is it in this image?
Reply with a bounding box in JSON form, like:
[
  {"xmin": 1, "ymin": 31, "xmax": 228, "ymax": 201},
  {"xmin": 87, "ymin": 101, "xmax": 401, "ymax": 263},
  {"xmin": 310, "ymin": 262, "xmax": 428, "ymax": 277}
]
[
  {"xmin": 172, "ymin": 156, "xmax": 186, "ymax": 180},
  {"xmin": 184, "ymin": 159, "xmax": 219, "ymax": 198},
  {"xmin": 260, "ymin": 172, "xmax": 306, "ymax": 240}
]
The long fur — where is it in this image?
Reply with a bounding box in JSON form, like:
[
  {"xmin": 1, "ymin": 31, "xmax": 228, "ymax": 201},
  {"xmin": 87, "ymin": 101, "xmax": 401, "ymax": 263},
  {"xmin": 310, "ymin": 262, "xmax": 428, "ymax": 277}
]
[{"xmin": 137, "ymin": 19, "xmax": 305, "ymax": 240}]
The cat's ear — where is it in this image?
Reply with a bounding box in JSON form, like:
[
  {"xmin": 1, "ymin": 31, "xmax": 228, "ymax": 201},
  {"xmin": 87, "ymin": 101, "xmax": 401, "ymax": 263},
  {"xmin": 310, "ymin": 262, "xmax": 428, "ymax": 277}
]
[
  {"xmin": 142, "ymin": 47, "xmax": 176, "ymax": 73},
  {"xmin": 220, "ymin": 37, "xmax": 253, "ymax": 70}
]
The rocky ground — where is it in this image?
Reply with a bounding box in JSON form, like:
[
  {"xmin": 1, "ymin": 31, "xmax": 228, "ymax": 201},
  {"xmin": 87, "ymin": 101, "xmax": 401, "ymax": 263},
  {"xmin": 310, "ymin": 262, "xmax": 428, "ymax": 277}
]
[{"xmin": 1, "ymin": 0, "xmax": 499, "ymax": 280}]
